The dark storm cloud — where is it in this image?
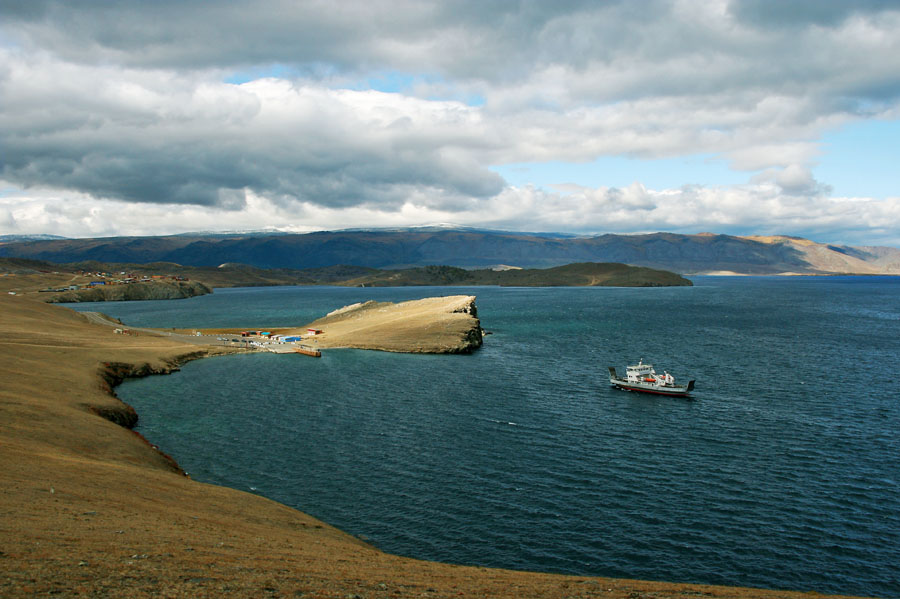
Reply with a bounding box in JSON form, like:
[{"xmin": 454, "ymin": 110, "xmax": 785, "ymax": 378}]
[
  {"xmin": 730, "ymin": 0, "xmax": 900, "ymax": 28},
  {"xmin": 0, "ymin": 1, "xmax": 599, "ymax": 73}
]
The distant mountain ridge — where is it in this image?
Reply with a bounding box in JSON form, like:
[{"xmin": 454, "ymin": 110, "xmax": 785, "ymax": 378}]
[
  {"xmin": 740, "ymin": 235, "xmax": 900, "ymax": 275},
  {"xmin": 1, "ymin": 230, "xmax": 898, "ymax": 275}
]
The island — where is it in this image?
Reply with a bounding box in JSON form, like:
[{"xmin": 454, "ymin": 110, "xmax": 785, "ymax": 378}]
[{"xmin": 331, "ymin": 263, "xmax": 693, "ymax": 287}]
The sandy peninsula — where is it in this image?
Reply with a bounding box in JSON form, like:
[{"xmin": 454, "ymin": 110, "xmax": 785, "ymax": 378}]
[
  {"xmin": 0, "ymin": 290, "xmax": 865, "ymax": 598},
  {"xmin": 194, "ymin": 295, "xmax": 483, "ymax": 355},
  {"xmin": 290, "ymin": 295, "xmax": 483, "ymax": 353}
]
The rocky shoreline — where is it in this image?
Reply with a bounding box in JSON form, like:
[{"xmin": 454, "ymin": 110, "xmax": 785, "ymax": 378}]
[{"xmin": 93, "ymin": 352, "xmax": 210, "ymax": 428}]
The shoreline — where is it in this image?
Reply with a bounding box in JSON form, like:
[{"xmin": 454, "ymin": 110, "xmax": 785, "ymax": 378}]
[{"xmin": 0, "ymin": 294, "xmax": 867, "ymax": 598}]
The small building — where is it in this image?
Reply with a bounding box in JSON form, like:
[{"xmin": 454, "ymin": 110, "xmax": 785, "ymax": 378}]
[
  {"xmin": 307, "ymin": 328, "xmax": 323, "ymax": 335},
  {"xmin": 282, "ymin": 336, "xmax": 304, "ymax": 342}
]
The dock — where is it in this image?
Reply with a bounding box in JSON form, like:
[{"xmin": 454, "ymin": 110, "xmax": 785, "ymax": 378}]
[{"xmin": 267, "ymin": 343, "xmax": 321, "ymax": 357}]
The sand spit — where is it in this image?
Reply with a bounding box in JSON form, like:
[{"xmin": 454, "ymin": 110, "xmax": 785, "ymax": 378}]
[{"xmin": 0, "ymin": 293, "xmax": 865, "ymax": 598}]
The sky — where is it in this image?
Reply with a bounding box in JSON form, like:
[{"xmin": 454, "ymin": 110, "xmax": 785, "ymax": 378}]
[{"xmin": 1, "ymin": 1, "xmax": 899, "ymax": 246}]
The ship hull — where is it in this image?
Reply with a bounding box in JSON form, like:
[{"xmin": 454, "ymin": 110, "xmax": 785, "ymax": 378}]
[
  {"xmin": 609, "ymin": 379, "xmax": 693, "ymax": 396},
  {"xmin": 607, "ymin": 365, "xmax": 695, "ymax": 397}
]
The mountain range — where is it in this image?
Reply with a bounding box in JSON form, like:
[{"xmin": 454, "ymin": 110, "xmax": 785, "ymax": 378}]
[{"xmin": 1, "ymin": 229, "xmax": 898, "ymax": 275}]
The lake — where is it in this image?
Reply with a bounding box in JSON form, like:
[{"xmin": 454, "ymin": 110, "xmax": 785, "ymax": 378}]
[{"xmin": 69, "ymin": 277, "xmax": 900, "ymax": 597}]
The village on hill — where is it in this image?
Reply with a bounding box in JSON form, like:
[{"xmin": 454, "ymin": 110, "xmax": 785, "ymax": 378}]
[{"xmin": 36, "ymin": 269, "xmax": 191, "ymax": 294}]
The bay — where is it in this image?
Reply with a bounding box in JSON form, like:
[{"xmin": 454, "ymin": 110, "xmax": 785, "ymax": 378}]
[{"xmin": 70, "ymin": 277, "xmax": 900, "ymax": 597}]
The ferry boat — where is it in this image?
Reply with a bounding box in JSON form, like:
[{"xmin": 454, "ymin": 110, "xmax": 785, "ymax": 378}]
[{"xmin": 608, "ymin": 360, "xmax": 695, "ymax": 397}]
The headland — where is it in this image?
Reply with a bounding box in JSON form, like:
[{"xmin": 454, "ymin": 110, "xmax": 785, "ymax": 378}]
[{"xmin": 271, "ymin": 295, "xmax": 482, "ymax": 354}]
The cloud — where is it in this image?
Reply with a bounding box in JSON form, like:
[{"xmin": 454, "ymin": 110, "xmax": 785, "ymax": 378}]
[
  {"xmin": 1, "ymin": 1, "xmax": 900, "ymax": 244},
  {"xmin": 0, "ymin": 205, "xmax": 17, "ymax": 231},
  {"xmin": 478, "ymin": 182, "xmax": 900, "ymax": 246},
  {"xmin": 0, "ymin": 56, "xmax": 505, "ymax": 209},
  {"xmin": 773, "ymin": 165, "xmax": 832, "ymax": 196},
  {"xmin": 729, "ymin": 0, "xmax": 900, "ymax": 28},
  {"xmin": 6, "ymin": 1, "xmax": 899, "ymax": 108},
  {"xmin": 0, "ymin": 48, "xmax": 875, "ymax": 212},
  {"xmin": 4, "ymin": 179, "xmax": 900, "ymax": 247}
]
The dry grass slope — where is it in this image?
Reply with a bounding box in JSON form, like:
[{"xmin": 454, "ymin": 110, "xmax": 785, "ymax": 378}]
[{"xmin": 291, "ymin": 295, "xmax": 483, "ymax": 353}]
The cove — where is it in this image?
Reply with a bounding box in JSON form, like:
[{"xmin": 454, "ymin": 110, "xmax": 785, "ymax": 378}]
[{"xmin": 74, "ymin": 278, "xmax": 900, "ymax": 598}]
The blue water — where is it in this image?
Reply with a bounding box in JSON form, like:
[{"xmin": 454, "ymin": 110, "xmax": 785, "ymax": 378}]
[{"xmin": 69, "ymin": 278, "xmax": 900, "ymax": 597}]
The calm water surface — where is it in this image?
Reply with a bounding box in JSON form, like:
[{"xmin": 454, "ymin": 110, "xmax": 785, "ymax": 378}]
[{"xmin": 71, "ymin": 278, "xmax": 900, "ymax": 597}]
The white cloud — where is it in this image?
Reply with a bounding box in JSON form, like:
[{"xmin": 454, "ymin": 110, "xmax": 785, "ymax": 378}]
[
  {"xmin": 0, "ymin": 56, "xmax": 505, "ymax": 209},
  {"xmin": 726, "ymin": 142, "xmax": 823, "ymax": 172},
  {"xmin": 774, "ymin": 165, "xmax": 827, "ymax": 196},
  {"xmin": 0, "ymin": 206, "xmax": 17, "ymax": 231},
  {"xmin": 4, "ymin": 180, "xmax": 900, "ymax": 247},
  {"xmin": 1, "ymin": 1, "xmax": 900, "ymax": 245},
  {"xmin": 477, "ymin": 182, "xmax": 900, "ymax": 246}
]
